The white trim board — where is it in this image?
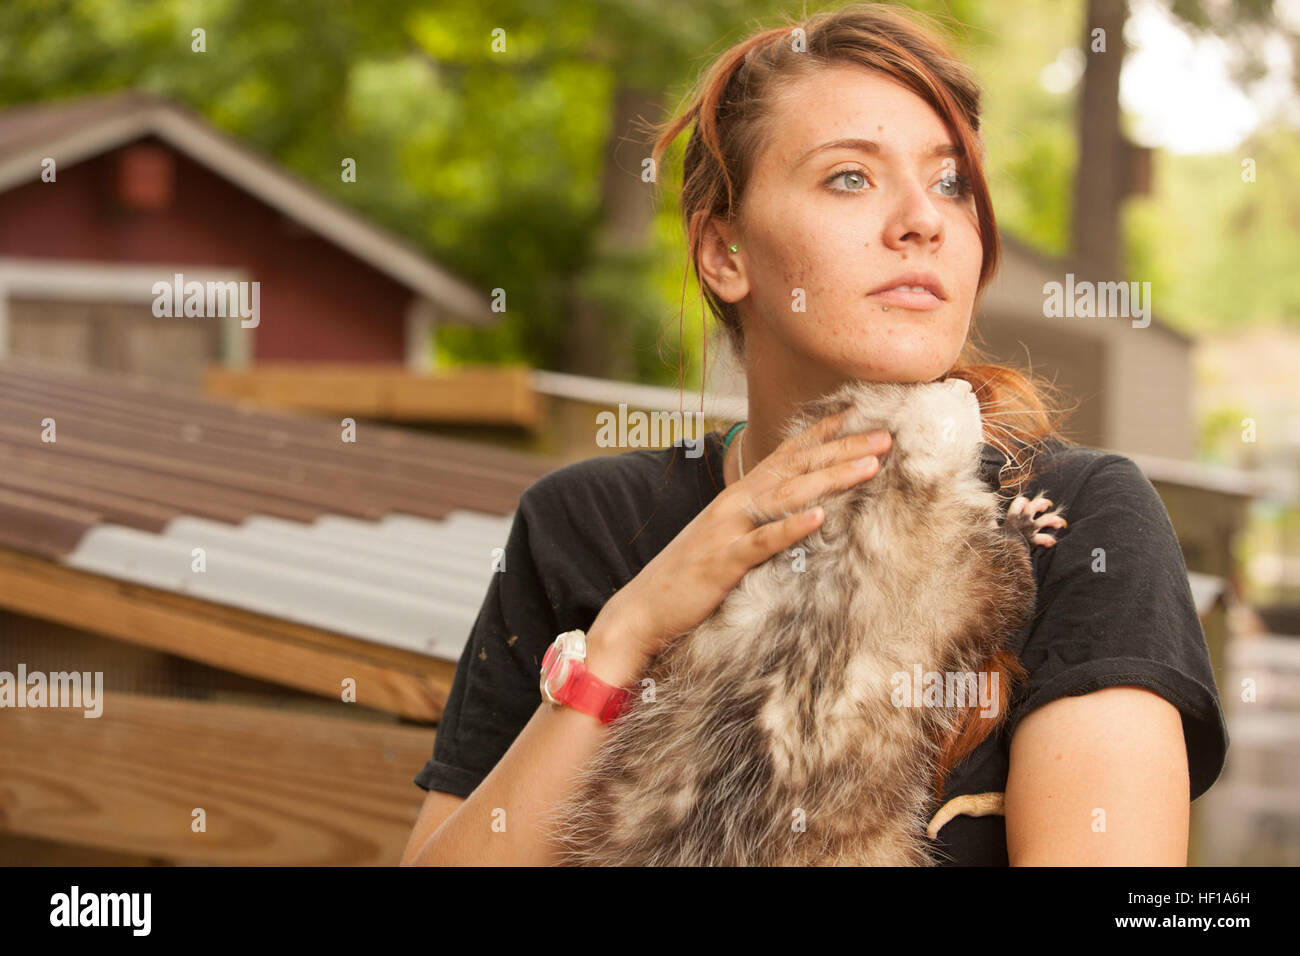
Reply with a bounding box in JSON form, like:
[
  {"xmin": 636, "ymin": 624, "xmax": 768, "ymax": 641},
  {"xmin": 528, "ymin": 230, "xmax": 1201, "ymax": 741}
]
[{"xmin": 405, "ymin": 297, "xmax": 437, "ymax": 372}]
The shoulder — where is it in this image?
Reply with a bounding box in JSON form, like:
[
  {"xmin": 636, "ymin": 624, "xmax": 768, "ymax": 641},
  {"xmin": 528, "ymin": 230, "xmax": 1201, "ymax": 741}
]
[
  {"xmin": 1028, "ymin": 439, "xmax": 1147, "ymax": 496},
  {"xmin": 521, "ymin": 432, "xmax": 721, "ymax": 517},
  {"xmin": 1022, "ymin": 439, "xmax": 1167, "ymax": 531},
  {"xmin": 1017, "ymin": 438, "xmax": 1186, "ymax": 602},
  {"xmin": 523, "ymin": 444, "xmax": 683, "ymax": 512}
]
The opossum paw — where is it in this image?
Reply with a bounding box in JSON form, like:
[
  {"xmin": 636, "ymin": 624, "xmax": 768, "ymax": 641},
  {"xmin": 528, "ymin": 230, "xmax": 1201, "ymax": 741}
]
[{"xmin": 1004, "ymin": 492, "xmax": 1067, "ymax": 548}]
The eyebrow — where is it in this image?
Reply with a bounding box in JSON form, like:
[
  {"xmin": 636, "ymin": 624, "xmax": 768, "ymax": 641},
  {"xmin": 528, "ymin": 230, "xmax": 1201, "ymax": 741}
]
[{"xmin": 793, "ymin": 137, "xmax": 964, "ymax": 169}]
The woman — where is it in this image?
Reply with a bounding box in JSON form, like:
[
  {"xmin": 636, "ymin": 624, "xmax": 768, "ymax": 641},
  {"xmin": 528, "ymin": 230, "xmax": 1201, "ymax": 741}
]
[{"xmin": 402, "ymin": 2, "xmax": 1228, "ymax": 866}]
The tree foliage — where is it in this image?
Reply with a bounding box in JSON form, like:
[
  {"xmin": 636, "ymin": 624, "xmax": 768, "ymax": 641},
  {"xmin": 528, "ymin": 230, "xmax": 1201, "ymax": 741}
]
[{"xmin": 1, "ymin": 0, "xmax": 1295, "ymax": 389}]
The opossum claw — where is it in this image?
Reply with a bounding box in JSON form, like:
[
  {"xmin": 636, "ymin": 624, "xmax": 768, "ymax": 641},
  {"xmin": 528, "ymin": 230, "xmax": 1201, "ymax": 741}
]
[{"xmin": 1003, "ymin": 493, "xmax": 1067, "ymax": 548}]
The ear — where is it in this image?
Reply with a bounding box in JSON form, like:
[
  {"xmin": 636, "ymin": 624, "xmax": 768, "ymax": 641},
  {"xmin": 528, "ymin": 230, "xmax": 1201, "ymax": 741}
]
[{"xmin": 698, "ymin": 215, "xmax": 749, "ymax": 304}]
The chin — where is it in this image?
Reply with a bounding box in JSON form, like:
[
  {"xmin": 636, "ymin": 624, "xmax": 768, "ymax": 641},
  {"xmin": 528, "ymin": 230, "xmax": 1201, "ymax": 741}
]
[{"xmin": 836, "ymin": 357, "xmax": 954, "ymax": 386}]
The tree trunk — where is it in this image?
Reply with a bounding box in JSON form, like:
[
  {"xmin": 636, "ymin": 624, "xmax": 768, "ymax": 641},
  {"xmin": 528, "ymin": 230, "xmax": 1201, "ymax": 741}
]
[
  {"xmin": 1071, "ymin": 0, "xmax": 1129, "ymax": 280},
  {"xmin": 561, "ymin": 85, "xmax": 664, "ymax": 378}
]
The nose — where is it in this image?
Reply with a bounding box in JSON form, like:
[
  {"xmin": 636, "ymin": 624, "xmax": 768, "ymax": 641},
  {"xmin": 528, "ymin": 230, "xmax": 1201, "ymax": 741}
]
[{"xmin": 882, "ymin": 176, "xmax": 944, "ymax": 251}]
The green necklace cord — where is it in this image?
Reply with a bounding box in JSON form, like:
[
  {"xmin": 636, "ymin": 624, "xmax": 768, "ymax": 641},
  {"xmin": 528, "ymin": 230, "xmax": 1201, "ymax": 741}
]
[{"xmin": 722, "ymin": 421, "xmax": 748, "ymax": 451}]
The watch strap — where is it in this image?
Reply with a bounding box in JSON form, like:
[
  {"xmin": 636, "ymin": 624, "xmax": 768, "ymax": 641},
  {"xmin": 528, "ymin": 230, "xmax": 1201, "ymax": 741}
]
[{"xmin": 565, "ymin": 661, "xmax": 633, "ymax": 723}]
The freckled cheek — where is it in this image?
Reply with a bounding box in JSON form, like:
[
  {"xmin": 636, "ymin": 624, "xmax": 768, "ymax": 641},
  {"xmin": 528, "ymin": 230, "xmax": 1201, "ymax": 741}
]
[
  {"xmin": 794, "ymin": 243, "xmax": 858, "ymax": 302},
  {"xmin": 769, "ymin": 223, "xmax": 825, "ymax": 282}
]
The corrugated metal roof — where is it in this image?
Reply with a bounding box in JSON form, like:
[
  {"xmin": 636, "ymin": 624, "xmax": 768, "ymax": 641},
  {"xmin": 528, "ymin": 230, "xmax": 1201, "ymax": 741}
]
[{"xmin": 0, "ymin": 357, "xmax": 559, "ymax": 660}]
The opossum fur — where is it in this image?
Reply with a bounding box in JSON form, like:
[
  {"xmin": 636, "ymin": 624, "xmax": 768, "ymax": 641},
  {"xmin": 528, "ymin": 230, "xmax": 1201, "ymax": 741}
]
[{"xmin": 547, "ymin": 378, "xmax": 1062, "ymax": 866}]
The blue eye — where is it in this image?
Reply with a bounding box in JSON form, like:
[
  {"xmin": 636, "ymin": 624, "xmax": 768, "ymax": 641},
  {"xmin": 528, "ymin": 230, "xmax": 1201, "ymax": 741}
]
[
  {"xmin": 824, "ymin": 166, "xmax": 972, "ymax": 199},
  {"xmin": 937, "ymin": 171, "xmax": 972, "ymax": 199},
  {"xmin": 825, "ymin": 167, "xmax": 870, "ymax": 192}
]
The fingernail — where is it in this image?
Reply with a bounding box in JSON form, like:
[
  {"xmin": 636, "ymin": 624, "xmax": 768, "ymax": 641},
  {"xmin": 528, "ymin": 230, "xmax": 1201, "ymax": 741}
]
[{"xmin": 852, "ymin": 455, "xmax": 878, "ymax": 470}]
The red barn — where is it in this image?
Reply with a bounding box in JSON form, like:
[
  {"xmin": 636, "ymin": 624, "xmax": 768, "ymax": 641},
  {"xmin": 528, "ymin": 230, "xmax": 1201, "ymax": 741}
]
[{"xmin": 0, "ymin": 90, "xmax": 494, "ymax": 386}]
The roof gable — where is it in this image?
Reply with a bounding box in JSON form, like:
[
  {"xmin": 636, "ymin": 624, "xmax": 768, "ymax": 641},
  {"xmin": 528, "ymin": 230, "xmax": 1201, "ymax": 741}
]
[{"xmin": 0, "ymin": 91, "xmax": 493, "ymax": 325}]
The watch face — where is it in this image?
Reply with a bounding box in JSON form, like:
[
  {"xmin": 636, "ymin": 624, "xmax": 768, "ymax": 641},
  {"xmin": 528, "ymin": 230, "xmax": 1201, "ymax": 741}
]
[{"xmin": 540, "ymin": 640, "xmax": 571, "ymax": 702}]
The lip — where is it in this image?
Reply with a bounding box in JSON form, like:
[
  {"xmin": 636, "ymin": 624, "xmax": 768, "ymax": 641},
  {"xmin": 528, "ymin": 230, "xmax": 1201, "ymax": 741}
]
[{"xmin": 867, "ymin": 271, "xmax": 947, "ymax": 310}]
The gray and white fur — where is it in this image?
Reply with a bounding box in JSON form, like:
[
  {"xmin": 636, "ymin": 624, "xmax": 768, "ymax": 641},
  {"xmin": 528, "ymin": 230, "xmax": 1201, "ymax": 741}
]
[{"xmin": 548, "ymin": 378, "xmax": 1065, "ymax": 866}]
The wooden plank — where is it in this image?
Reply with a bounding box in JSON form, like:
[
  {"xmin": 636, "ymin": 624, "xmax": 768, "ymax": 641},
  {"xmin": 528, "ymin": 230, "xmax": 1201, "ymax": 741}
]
[
  {"xmin": 0, "ymin": 547, "xmax": 456, "ymax": 721},
  {"xmin": 8, "ymin": 306, "xmax": 95, "ymax": 367},
  {"xmin": 0, "ymin": 831, "xmax": 165, "ymax": 865},
  {"xmin": 9, "ymin": 298, "xmax": 221, "ymax": 389},
  {"xmin": 0, "ymin": 691, "xmax": 437, "ymax": 865},
  {"xmin": 203, "ymin": 363, "xmax": 541, "ymax": 427}
]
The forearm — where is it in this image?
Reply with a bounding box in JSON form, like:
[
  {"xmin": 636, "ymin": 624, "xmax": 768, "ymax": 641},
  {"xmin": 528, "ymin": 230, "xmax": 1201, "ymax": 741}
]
[{"xmin": 406, "ymin": 621, "xmax": 648, "ymax": 866}]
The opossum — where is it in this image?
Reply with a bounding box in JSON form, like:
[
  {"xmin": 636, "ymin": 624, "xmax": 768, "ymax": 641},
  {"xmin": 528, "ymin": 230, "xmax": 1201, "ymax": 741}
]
[{"xmin": 548, "ymin": 377, "xmax": 1067, "ymax": 866}]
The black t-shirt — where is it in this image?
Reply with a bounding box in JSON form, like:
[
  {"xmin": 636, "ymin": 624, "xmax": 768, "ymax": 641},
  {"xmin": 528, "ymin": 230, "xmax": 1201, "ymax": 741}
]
[{"xmin": 414, "ymin": 428, "xmax": 1230, "ymax": 865}]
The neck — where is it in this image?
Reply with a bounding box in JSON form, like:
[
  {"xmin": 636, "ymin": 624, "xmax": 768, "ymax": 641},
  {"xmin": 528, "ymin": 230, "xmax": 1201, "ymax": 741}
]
[{"xmin": 734, "ymin": 343, "xmax": 853, "ymax": 480}]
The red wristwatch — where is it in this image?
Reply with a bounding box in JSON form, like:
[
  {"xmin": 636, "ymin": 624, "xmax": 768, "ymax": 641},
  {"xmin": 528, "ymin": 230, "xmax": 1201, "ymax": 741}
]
[{"xmin": 539, "ymin": 629, "xmax": 633, "ymax": 723}]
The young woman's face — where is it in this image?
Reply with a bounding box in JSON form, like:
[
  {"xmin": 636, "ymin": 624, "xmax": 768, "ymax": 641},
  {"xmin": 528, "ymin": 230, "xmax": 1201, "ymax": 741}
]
[{"xmin": 714, "ymin": 64, "xmax": 984, "ymax": 387}]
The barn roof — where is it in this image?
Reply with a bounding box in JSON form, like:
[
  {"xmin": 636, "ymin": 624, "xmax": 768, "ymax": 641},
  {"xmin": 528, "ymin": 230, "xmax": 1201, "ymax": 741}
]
[
  {"xmin": 0, "ymin": 90, "xmax": 495, "ymax": 325},
  {"xmin": 0, "ymin": 356, "xmax": 558, "ymax": 661}
]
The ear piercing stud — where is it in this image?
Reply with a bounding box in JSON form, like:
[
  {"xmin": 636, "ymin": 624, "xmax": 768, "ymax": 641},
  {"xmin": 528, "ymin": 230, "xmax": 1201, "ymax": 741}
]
[{"xmin": 728, "ymin": 243, "xmax": 738, "ymax": 253}]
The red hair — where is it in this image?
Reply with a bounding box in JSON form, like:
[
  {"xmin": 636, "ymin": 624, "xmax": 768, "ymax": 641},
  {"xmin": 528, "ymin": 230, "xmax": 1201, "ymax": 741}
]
[{"xmin": 646, "ymin": 2, "xmax": 1076, "ymax": 800}]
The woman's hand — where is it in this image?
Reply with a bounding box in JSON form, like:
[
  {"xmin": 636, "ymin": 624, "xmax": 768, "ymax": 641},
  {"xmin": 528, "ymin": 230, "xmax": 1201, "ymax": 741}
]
[{"xmin": 591, "ymin": 411, "xmax": 892, "ymax": 667}]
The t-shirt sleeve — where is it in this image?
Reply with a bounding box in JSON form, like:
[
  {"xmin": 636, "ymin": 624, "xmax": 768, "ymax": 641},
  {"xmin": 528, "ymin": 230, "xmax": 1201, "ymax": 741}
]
[
  {"xmin": 413, "ymin": 492, "xmax": 559, "ymax": 798},
  {"xmin": 1001, "ymin": 453, "xmax": 1230, "ymax": 801}
]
